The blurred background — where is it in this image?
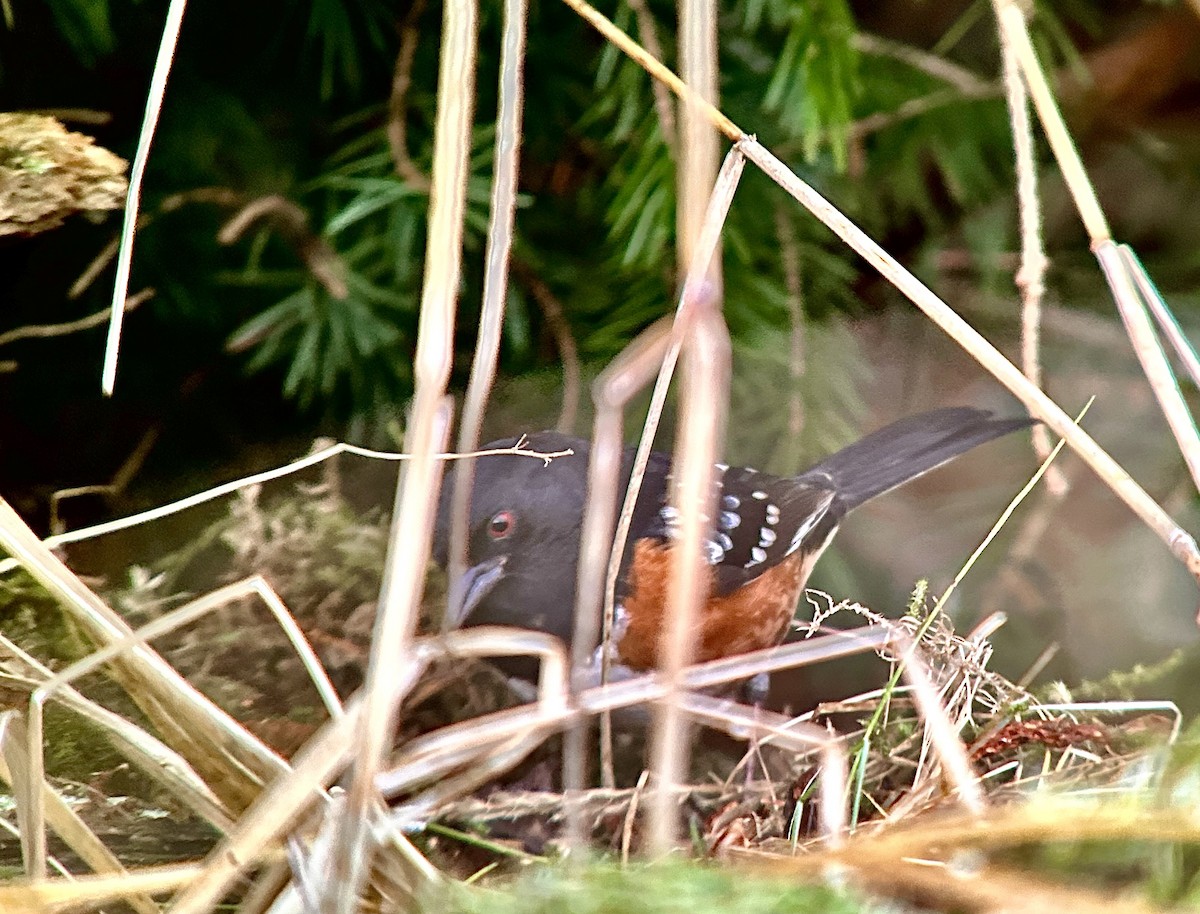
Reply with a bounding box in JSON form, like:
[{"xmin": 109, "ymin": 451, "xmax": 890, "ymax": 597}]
[{"xmin": 3, "ymin": 0, "xmax": 1200, "ymax": 711}]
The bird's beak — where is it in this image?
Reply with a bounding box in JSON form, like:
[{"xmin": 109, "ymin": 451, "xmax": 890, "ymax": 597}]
[{"xmin": 445, "ymin": 556, "xmax": 507, "ymax": 629}]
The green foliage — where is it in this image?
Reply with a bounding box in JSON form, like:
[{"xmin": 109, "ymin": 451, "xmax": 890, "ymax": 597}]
[
  {"xmin": 43, "ymin": 0, "xmax": 113, "ymax": 67},
  {"xmin": 301, "ymin": 0, "xmax": 394, "ymax": 100},
  {"xmin": 753, "ymin": 0, "xmax": 859, "ymax": 168},
  {"xmin": 233, "ymin": 277, "xmax": 408, "ymax": 411},
  {"xmin": 10, "ymin": 0, "xmax": 1170, "ymax": 428}
]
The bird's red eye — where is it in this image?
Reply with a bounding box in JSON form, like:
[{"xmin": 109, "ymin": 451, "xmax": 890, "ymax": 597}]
[{"xmin": 488, "ymin": 510, "xmax": 515, "ymax": 540}]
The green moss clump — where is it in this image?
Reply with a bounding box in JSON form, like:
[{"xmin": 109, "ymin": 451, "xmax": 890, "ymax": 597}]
[{"xmin": 428, "ymin": 861, "xmax": 875, "ymax": 914}]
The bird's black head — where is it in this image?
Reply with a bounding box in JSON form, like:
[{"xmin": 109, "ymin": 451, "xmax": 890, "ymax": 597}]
[{"xmin": 433, "ymin": 432, "xmax": 591, "ymax": 648}]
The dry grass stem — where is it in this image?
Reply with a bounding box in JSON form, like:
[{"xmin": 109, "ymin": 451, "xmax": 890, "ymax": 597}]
[
  {"xmin": 676, "ymin": 0, "xmax": 720, "ymax": 274},
  {"xmin": 1125, "ymin": 245, "xmax": 1200, "ymax": 390},
  {"xmin": 648, "ymin": 0, "xmax": 724, "ymax": 852},
  {"xmin": 445, "ymin": 0, "xmax": 528, "ymax": 629},
  {"xmin": 598, "ymin": 147, "xmax": 746, "ymax": 807},
  {"xmin": 994, "ymin": 2, "xmax": 1109, "ymax": 242},
  {"xmin": 992, "ymin": 1, "xmax": 1066, "ymax": 497},
  {"xmin": 330, "ymin": 0, "xmax": 479, "ymax": 894},
  {"xmin": 167, "ymin": 698, "xmax": 367, "ymax": 914},
  {"xmin": 8, "ymin": 1, "xmax": 1195, "ymax": 905},
  {"xmin": 648, "ymin": 303, "xmax": 731, "ymax": 853},
  {"xmin": 597, "ymin": 154, "xmax": 744, "ymax": 663},
  {"xmin": 892, "ymin": 638, "xmax": 985, "ymax": 815},
  {"xmin": 645, "ymin": 143, "xmax": 742, "ymax": 852},
  {"xmin": 0, "ymin": 641, "xmax": 229, "ymax": 831},
  {"xmin": 0, "ymin": 438, "xmax": 572, "ymax": 573},
  {"xmin": 627, "ymin": 0, "xmax": 677, "ymax": 155},
  {"xmin": 512, "ymin": 262, "xmax": 582, "ymax": 433},
  {"xmin": 929, "ymin": 399, "xmax": 1083, "ymax": 624},
  {"xmin": 378, "ymin": 629, "xmax": 893, "ymax": 805},
  {"xmin": 993, "ymin": 6, "xmax": 1200, "ymax": 500},
  {"xmin": 559, "ymin": 0, "xmax": 739, "ymax": 140},
  {"xmin": 1095, "ymin": 242, "xmax": 1200, "ymax": 494},
  {"xmin": 0, "ymin": 715, "xmax": 160, "ymax": 914},
  {"xmin": 621, "ymin": 770, "xmax": 650, "ymax": 864},
  {"xmin": 587, "ymin": 318, "xmax": 674, "ymax": 789},
  {"xmin": 677, "ymin": 692, "xmax": 847, "ymax": 840},
  {"xmin": 235, "ymin": 858, "xmax": 297, "ymax": 914},
  {"xmin": 0, "ymin": 498, "xmax": 282, "ymax": 810},
  {"xmin": 332, "ymin": 399, "xmax": 452, "ymax": 912},
  {"xmin": 23, "ymin": 577, "xmax": 329, "ymax": 879},
  {"xmin": 0, "ymin": 863, "xmax": 202, "ymax": 914},
  {"xmin": 173, "ymin": 626, "xmax": 569, "ymax": 914},
  {"xmin": 563, "ymin": 400, "xmax": 624, "ymax": 840},
  {"xmin": 103, "ymin": 0, "xmax": 188, "ymax": 395}
]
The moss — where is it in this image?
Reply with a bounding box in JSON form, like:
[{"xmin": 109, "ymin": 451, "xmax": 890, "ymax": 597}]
[{"xmin": 429, "ymin": 861, "xmax": 875, "ymax": 914}]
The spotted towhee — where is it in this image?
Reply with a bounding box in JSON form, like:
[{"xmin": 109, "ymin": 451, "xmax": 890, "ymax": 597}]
[{"xmin": 434, "ymin": 407, "xmax": 1030, "ymax": 683}]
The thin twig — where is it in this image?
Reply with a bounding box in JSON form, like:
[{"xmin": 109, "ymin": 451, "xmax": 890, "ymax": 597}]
[
  {"xmin": 218, "ymin": 195, "xmax": 348, "ymax": 300},
  {"xmin": 0, "ymin": 439, "xmax": 573, "ymax": 576},
  {"xmin": 994, "ymin": 3, "xmax": 1110, "ymax": 241},
  {"xmin": 387, "ymin": 0, "xmax": 431, "ymax": 191},
  {"xmin": 622, "ymin": 769, "xmax": 650, "ymax": 864},
  {"xmin": 512, "ymin": 260, "xmax": 582, "ymax": 433},
  {"xmin": 852, "ymin": 32, "xmax": 993, "ymax": 93},
  {"xmin": 0, "ymin": 288, "xmax": 153, "ymax": 348},
  {"xmin": 627, "ymin": 0, "xmax": 677, "ymax": 156},
  {"xmin": 379, "ymin": 629, "xmax": 895, "ymax": 803},
  {"xmin": 843, "ymin": 83, "xmax": 1001, "ymax": 141},
  {"xmin": 69, "ymin": 187, "xmax": 242, "ymax": 299}
]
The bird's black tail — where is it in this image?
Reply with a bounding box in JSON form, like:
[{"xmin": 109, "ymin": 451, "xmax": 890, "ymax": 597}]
[{"xmin": 801, "ymin": 407, "xmax": 1032, "ymax": 512}]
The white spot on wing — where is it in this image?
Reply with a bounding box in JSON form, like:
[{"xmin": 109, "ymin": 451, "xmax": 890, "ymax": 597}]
[
  {"xmin": 704, "ymin": 538, "xmax": 726, "ymax": 564},
  {"xmin": 720, "ymin": 510, "xmax": 740, "ymax": 530},
  {"xmin": 746, "ymin": 546, "xmax": 767, "ymax": 567},
  {"xmin": 785, "ymin": 491, "xmax": 835, "ymax": 556},
  {"xmin": 759, "ymin": 527, "xmax": 776, "ymax": 547}
]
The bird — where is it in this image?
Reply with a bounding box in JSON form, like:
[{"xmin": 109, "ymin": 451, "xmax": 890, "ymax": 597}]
[{"xmin": 433, "ymin": 407, "xmax": 1031, "ymax": 684}]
